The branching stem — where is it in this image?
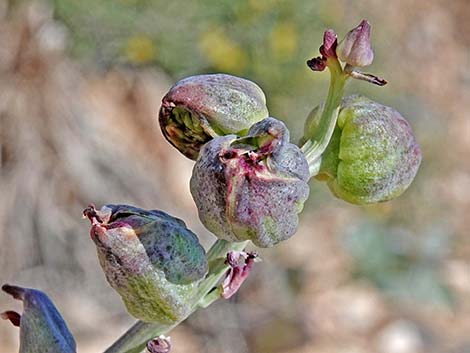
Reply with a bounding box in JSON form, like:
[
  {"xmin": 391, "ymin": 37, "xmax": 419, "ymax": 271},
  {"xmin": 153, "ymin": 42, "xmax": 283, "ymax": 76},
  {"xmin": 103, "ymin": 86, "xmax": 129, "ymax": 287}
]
[{"xmin": 301, "ymin": 57, "xmax": 348, "ymax": 176}]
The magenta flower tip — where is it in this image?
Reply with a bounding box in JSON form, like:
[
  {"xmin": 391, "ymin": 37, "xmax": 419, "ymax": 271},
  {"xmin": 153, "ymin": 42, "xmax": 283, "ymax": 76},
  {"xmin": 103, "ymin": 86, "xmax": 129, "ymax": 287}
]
[{"xmin": 307, "ymin": 29, "xmax": 338, "ymax": 72}]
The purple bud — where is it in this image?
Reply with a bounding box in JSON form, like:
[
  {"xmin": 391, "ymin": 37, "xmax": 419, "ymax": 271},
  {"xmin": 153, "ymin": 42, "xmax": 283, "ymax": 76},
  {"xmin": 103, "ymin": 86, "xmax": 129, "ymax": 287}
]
[
  {"xmin": 190, "ymin": 118, "xmax": 310, "ymax": 248},
  {"xmin": 147, "ymin": 335, "xmax": 171, "ymax": 353},
  {"xmin": 84, "ymin": 204, "xmax": 208, "ymax": 323},
  {"xmin": 307, "ymin": 29, "xmax": 338, "ymax": 72},
  {"xmin": 337, "ymin": 20, "xmax": 374, "ymax": 67},
  {"xmin": 159, "ymin": 74, "xmax": 269, "ymax": 160},
  {"xmin": 319, "ymin": 29, "xmax": 338, "ymax": 59},
  {"xmin": 1, "ymin": 284, "xmax": 76, "ymax": 353},
  {"xmin": 222, "ymin": 251, "xmax": 257, "ymax": 299}
]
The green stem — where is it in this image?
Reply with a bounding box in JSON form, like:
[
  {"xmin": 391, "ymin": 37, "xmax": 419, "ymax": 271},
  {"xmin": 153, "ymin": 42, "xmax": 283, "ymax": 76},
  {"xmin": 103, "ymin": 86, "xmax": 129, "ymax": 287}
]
[
  {"xmin": 103, "ymin": 239, "xmax": 249, "ymax": 353},
  {"xmin": 197, "ymin": 287, "xmax": 223, "ymax": 309},
  {"xmin": 103, "ymin": 321, "xmax": 171, "ymax": 353},
  {"xmin": 301, "ymin": 57, "xmax": 347, "ymax": 176}
]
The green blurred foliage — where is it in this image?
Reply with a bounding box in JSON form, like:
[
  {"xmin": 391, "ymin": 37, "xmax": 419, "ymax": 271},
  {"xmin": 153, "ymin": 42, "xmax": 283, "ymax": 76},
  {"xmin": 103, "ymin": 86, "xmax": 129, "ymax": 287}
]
[
  {"xmin": 342, "ymin": 222, "xmax": 453, "ymax": 306},
  {"xmin": 53, "ymin": 0, "xmax": 337, "ymax": 136}
]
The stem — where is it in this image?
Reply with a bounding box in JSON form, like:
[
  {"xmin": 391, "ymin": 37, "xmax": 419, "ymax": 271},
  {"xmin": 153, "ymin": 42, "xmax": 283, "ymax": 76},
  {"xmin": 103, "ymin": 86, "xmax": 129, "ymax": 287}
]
[
  {"xmin": 104, "ymin": 239, "xmax": 249, "ymax": 353},
  {"xmin": 104, "ymin": 321, "xmax": 171, "ymax": 353},
  {"xmin": 301, "ymin": 57, "xmax": 347, "ymax": 176},
  {"xmin": 197, "ymin": 287, "xmax": 222, "ymax": 309}
]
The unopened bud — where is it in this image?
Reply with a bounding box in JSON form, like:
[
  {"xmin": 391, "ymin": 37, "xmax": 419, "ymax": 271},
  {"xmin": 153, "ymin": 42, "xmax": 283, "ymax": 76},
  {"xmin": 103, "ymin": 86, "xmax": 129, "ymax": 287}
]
[
  {"xmin": 305, "ymin": 95, "xmax": 421, "ymax": 204},
  {"xmin": 222, "ymin": 251, "xmax": 258, "ymax": 299},
  {"xmin": 159, "ymin": 74, "xmax": 269, "ymax": 160},
  {"xmin": 190, "ymin": 117, "xmax": 310, "ymax": 247},
  {"xmin": 84, "ymin": 204, "xmax": 208, "ymax": 324},
  {"xmin": 147, "ymin": 335, "xmax": 171, "ymax": 353},
  {"xmin": 337, "ymin": 20, "xmax": 374, "ymax": 67}
]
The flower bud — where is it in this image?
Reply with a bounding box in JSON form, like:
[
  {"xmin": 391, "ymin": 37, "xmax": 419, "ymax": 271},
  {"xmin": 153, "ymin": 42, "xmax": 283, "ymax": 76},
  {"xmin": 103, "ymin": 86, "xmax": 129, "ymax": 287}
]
[
  {"xmin": 306, "ymin": 29, "xmax": 338, "ymax": 72},
  {"xmin": 190, "ymin": 117, "xmax": 310, "ymax": 248},
  {"xmin": 147, "ymin": 335, "xmax": 171, "ymax": 353},
  {"xmin": 305, "ymin": 95, "xmax": 421, "ymax": 204},
  {"xmin": 337, "ymin": 20, "xmax": 374, "ymax": 67},
  {"xmin": 1, "ymin": 284, "xmax": 76, "ymax": 353},
  {"xmin": 159, "ymin": 74, "xmax": 269, "ymax": 160},
  {"xmin": 222, "ymin": 251, "xmax": 258, "ymax": 299},
  {"xmin": 83, "ymin": 204, "xmax": 208, "ymax": 324}
]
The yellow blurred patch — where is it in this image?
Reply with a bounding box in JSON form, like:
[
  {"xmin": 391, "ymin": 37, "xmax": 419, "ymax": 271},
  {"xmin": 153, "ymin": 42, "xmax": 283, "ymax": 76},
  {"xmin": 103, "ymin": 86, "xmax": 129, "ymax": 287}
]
[
  {"xmin": 199, "ymin": 28, "xmax": 247, "ymax": 74},
  {"xmin": 125, "ymin": 35, "xmax": 156, "ymax": 64},
  {"xmin": 269, "ymin": 22, "xmax": 298, "ymax": 61}
]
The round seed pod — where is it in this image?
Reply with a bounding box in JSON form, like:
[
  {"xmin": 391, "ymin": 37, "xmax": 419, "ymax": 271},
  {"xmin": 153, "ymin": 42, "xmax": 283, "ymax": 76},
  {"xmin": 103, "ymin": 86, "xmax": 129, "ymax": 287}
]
[
  {"xmin": 190, "ymin": 117, "xmax": 310, "ymax": 248},
  {"xmin": 84, "ymin": 204, "xmax": 208, "ymax": 324},
  {"xmin": 159, "ymin": 74, "xmax": 269, "ymax": 160},
  {"xmin": 304, "ymin": 95, "xmax": 421, "ymax": 204}
]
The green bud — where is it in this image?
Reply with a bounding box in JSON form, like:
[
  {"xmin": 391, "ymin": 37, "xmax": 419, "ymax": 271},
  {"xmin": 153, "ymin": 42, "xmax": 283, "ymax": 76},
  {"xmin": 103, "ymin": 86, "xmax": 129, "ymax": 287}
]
[
  {"xmin": 1, "ymin": 284, "xmax": 76, "ymax": 353},
  {"xmin": 83, "ymin": 204, "xmax": 208, "ymax": 324},
  {"xmin": 305, "ymin": 95, "xmax": 421, "ymax": 204},
  {"xmin": 159, "ymin": 74, "xmax": 269, "ymax": 160},
  {"xmin": 190, "ymin": 118, "xmax": 310, "ymax": 248}
]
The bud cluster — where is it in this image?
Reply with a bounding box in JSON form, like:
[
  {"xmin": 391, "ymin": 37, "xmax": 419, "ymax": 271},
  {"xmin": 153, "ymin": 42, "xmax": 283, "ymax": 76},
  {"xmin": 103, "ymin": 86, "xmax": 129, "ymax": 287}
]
[{"xmin": 2, "ymin": 19, "xmax": 422, "ymax": 353}]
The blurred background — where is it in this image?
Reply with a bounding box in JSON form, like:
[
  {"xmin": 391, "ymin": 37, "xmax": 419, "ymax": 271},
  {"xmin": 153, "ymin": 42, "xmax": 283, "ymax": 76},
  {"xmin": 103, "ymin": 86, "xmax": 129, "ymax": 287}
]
[{"xmin": 0, "ymin": 0, "xmax": 469, "ymax": 352}]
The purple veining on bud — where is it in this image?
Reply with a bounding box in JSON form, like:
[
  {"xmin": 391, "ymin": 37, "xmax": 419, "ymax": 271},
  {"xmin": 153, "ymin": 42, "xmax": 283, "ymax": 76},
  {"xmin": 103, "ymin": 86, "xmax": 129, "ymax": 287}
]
[
  {"xmin": 159, "ymin": 74, "xmax": 269, "ymax": 160},
  {"xmin": 222, "ymin": 251, "xmax": 258, "ymax": 299},
  {"xmin": 307, "ymin": 29, "xmax": 338, "ymax": 72},
  {"xmin": 337, "ymin": 19, "xmax": 374, "ymax": 67},
  {"xmin": 83, "ymin": 204, "xmax": 208, "ymax": 323},
  {"xmin": 191, "ymin": 117, "xmax": 310, "ymax": 248},
  {"xmin": 147, "ymin": 335, "xmax": 171, "ymax": 353},
  {"xmin": 1, "ymin": 284, "xmax": 76, "ymax": 353}
]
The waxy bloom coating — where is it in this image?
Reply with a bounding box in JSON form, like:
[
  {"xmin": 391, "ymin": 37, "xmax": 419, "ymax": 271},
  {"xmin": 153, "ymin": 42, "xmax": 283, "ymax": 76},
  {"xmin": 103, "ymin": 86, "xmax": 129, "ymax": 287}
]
[
  {"xmin": 305, "ymin": 95, "xmax": 421, "ymax": 204},
  {"xmin": 1, "ymin": 284, "xmax": 76, "ymax": 353},
  {"xmin": 159, "ymin": 74, "xmax": 269, "ymax": 160},
  {"xmin": 84, "ymin": 204, "xmax": 208, "ymax": 324},
  {"xmin": 190, "ymin": 117, "xmax": 310, "ymax": 248}
]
